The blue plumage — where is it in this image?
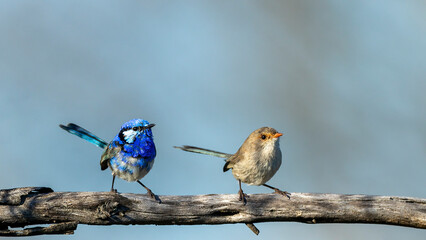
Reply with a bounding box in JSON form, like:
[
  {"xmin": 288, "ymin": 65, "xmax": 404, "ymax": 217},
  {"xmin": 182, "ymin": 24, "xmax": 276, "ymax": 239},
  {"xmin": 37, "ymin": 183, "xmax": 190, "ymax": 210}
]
[
  {"xmin": 60, "ymin": 119, "xmax": 160, "ymax": 202},
  {"xmin": 60, "ymin": 123, "xmax": 108, "ymax": 149}
]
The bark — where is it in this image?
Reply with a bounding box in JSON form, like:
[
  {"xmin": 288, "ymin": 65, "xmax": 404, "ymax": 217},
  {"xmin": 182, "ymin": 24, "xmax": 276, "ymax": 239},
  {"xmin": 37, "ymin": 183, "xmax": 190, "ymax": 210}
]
[{"xmin": 1, "ymin": 187, "xmax": 425, "ymax": 236}]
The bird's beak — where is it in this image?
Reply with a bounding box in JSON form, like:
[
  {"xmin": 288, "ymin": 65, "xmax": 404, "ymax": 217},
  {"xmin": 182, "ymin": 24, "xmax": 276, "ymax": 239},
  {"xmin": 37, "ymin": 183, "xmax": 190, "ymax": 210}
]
[
  {"xmin": 147, "ymin": 123, "xmax": 156, "ymax": 129},
  {"xmin": 273, "ymin": 132, "xmax": 283, "ymax": 138}
]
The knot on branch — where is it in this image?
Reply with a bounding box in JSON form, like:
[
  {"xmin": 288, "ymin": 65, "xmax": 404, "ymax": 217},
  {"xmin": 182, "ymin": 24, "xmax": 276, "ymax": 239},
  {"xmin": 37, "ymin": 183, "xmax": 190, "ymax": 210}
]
[
  {"xmin": 96, "ymin": 201, "xmax": 128, "ymax": 220},
  {"xmin": 210, "ymin": 209, "xmax": 240, "ymax": 217}
]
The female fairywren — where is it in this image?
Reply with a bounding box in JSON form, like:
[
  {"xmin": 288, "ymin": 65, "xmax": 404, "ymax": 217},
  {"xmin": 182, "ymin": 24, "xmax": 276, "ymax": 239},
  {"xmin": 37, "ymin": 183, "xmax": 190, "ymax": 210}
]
[{"xmin": 175, "ymin": 127, "xmax": 290, "ymax": 204}]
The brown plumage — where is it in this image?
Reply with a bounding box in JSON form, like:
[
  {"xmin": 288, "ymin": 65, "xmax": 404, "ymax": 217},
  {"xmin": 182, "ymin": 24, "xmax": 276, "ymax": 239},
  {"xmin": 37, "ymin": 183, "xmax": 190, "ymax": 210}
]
[{"xmin": 175, "ymin": 127, "xmax": 290, "ymax": 204}]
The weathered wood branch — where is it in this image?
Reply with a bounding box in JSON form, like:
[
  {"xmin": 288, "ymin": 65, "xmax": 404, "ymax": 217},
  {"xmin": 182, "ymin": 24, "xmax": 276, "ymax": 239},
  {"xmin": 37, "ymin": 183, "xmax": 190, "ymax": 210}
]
[{"xmin": 1, "ymin": 187, "xmax": 425, "ymax": 236}]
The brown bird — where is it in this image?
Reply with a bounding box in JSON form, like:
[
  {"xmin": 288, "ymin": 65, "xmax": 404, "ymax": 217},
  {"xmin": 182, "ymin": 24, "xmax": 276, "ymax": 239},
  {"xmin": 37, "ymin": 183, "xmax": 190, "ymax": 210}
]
[{"xmin": 174, "ymin": 127, "xmax": 290, "ymax": 204}]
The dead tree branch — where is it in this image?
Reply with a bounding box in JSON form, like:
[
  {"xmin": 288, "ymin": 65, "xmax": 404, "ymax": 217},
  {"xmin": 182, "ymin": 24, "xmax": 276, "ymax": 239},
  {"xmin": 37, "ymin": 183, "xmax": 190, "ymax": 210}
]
[{"xmin": 1, "ymin": 187, "xmax": 425, "ymax": 236}]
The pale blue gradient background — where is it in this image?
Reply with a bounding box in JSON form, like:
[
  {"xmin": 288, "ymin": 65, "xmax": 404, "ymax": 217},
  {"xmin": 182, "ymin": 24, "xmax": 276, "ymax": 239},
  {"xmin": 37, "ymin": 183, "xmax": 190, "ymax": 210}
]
[{"xmin": 1, "ymin": 1, "xmax": 426, "ymax": 239}]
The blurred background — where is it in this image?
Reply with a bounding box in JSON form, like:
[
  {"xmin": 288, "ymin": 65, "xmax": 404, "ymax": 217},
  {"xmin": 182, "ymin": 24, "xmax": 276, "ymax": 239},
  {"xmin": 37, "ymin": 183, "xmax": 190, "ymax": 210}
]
[{"xmin": 1, "ymin": 0, "xmax": 425, "ymax": 239}]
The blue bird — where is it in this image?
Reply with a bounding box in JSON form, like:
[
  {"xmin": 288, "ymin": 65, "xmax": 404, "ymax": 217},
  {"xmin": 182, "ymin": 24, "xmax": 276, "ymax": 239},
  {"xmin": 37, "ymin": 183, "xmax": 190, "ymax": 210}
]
[{"xmin": 59, "ymin": 119, "xmax": 160, "ymax": 203}]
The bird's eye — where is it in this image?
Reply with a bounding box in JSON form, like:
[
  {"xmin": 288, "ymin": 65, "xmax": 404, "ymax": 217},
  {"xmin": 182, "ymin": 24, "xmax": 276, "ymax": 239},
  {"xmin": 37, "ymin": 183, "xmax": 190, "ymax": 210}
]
[
  {"xmin": 132, "ymin": 127, "xmax": 138, "ymax": 131},
  {"xmin": 261, "ymin": 134, "xmax": 266, "ymax": 140}
]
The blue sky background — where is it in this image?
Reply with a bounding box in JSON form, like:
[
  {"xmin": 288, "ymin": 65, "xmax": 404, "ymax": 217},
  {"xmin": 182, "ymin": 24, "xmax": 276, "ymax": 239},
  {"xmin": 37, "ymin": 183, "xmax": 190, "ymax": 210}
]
[{"xmin": 1, "ymin": 1, "xmax": 425, "ymax": 239}]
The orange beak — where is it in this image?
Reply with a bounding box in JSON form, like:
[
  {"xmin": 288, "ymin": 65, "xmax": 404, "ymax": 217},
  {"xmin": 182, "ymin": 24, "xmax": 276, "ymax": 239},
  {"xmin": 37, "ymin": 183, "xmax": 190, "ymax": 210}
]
[{"xmin": 273, "ymin": 132, "xmax": 283, "ymax": 138}]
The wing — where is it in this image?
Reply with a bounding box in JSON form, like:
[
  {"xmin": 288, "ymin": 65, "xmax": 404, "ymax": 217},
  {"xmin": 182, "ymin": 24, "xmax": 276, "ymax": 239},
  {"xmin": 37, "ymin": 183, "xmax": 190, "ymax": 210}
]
[
  {"xmin": 223, "ymin": 153, "xmax": 240, "ymax": 172},
  {"xmin": 222, "ymin": 145, "xmax": 247, "ymax": 172},
  {"xmin": 100, "ymin": 144, "xmax": 121, "ymax": 171}
]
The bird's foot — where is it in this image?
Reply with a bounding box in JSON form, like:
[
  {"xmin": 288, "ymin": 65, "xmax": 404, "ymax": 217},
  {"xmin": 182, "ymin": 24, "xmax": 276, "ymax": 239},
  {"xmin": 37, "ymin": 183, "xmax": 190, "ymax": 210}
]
[
  {"xmin": 110, "ymin": 188, "xmax": 118, "ymax": 193},
  {"xmin": 238, "ymin": 189, "xmax": 248, "ymax": 205},
  {"xmin": 137, "ymin": 180, "xmax": 161, "ymax": 204},
  {"xmin": 273, "ymin": 189, "xmax": 291, "ymax": 199},
  {"xmin": 146, "ymin": 189, "xmax": 162, "ymax": 204}
]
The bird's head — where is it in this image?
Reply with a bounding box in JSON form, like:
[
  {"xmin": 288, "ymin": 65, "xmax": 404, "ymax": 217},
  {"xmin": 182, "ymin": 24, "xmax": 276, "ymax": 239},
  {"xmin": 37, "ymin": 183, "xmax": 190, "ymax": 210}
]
[
  {"xmin": 246, "ymin": 127, "xmax": 283, "ymax": 153},
  {"xmin": 118, "ymin": 119, "xmax": 155, "ymax": 144}
]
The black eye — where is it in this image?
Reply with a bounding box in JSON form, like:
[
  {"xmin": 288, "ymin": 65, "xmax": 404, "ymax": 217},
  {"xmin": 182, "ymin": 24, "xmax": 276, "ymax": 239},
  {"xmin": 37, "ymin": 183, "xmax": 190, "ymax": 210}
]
[
  {"xmin": 261, "ymin": 134, "xmax": 266, "ymax": 140},
  {"xmin": 132, "ymin": 127, "xmax": 138, "ymax": 131}
]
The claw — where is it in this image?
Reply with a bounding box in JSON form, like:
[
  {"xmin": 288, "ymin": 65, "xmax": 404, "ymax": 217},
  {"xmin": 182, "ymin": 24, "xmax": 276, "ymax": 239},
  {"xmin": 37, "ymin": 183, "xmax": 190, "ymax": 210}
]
[
  {"xmin": 137, "ymin": 180, "xmax": 161, "ymax": 204},
  {"xmin": 238, "ymin": 189, "xmax": 248, "ymax": 205},
  {"xmin": 146, "ymin": 189, "xmax": 162, "ymax": 204},
  {"xmin": 274, "ymin": 189, "xmax": 291, "ymax": 199}
]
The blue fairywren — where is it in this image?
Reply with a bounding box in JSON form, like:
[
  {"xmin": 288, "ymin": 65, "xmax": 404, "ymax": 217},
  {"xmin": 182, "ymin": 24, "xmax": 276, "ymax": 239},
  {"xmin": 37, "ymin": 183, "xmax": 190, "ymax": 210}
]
[
  {"xmin": 175, "ymin": 127, "xmax": 290, "ymax": 204},
  {"xmin": 60, "ymin": 119, "xmax": 160, "ymax": 203}
]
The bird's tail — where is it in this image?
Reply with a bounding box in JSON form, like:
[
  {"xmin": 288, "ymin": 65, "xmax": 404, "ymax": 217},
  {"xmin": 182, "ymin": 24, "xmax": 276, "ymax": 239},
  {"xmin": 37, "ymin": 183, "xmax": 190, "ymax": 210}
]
[
  {"xmin": 59, "ymin": 123, "xmax": 108, "ymax": 149},
  {"xmin": 174, "ymin": 145, "xmax": 232, "ymax": 158}
]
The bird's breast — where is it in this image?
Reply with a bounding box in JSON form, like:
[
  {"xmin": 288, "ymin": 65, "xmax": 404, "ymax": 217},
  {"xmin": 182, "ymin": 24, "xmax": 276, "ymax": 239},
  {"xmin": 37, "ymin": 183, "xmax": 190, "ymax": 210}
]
[
  {"xmin": 109, "ymin": 154, "xmax": 155, "ymax": 182},
  {"xmin": 232, "ymin": 143, "xmax": 282, "ymax": 185}
]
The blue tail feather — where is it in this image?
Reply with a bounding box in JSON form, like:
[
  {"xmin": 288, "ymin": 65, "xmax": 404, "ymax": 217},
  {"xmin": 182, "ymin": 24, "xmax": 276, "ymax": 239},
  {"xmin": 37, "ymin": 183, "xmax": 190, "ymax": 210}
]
[{"xmin": 60, "ymin": 123, "xmax": 108, "ymax": 149}]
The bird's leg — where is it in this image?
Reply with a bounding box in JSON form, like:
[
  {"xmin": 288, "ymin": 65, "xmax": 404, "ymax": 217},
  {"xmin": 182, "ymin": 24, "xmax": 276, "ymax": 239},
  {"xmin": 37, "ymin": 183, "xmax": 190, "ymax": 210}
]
[
  {"xmin": 137, "ymin": 180, "xmax": 161, "ymax": 204},
  {"xmin": 262, "ymin": 183, "xmax": 291, "ymax": 199},
  {"xmin": 110, "ymin": 175, "xmax": 117, "ymax": 193},
  {"xmin": 238, "ymin": 180, "xmax": 248, "ymax": 205}
]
